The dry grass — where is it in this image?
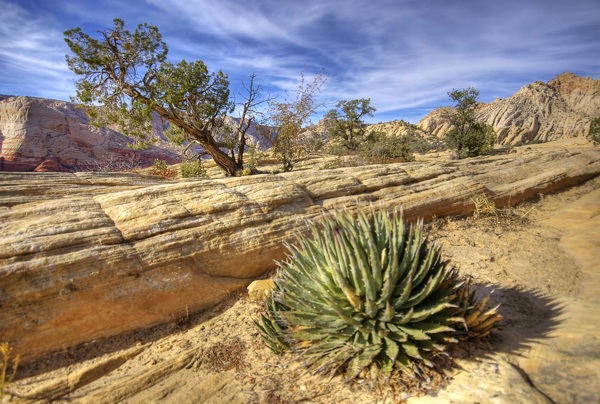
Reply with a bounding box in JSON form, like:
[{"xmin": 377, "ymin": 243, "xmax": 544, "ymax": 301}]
[
  {"xmin": 0, "ymin": 342, "xmax": 19, "ymax": 397},
  {"xmin": 471, "ymin": 193, "xmax": 535, "ymax": 228}
]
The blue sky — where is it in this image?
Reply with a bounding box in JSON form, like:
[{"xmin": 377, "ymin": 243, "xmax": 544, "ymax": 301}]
[{"xmin": 1, "ymin": 0, "xmax": 599, "ymax": 123}]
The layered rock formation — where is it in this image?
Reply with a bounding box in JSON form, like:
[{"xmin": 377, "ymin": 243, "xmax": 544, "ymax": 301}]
[
  {"xmin": 417, "ymin": 72, "xmax": 600, "ymax": 145},
  {"xmin": 0, "ymin": 95, "xmax": 180, "ymax": 172},
  {"xmin": 365, "ymin": 119, "xmax": 445, "ymax": 150},
  {"xmin": 1, "ymin": 139, "xmax": 599, "ymax": 363}
]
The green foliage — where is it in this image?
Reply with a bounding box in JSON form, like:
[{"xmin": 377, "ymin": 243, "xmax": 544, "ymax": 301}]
[
  {"xmin": 446, "ymin": 123, "xmax": 496, "ymax": 159},
  {"xmin": 587, "ymin": 116, "xmax": 600, "ymax": 146},
  {"xmin": 444, "ymin": 87, "xmax": 496, "ymax": 158},
  {"xmin": 151, "ymin": 158, "xmax": 177, "ymax": 178},
  {"xmin": 153, "ymin": 158, "xmax": 168, "ymax": 172},
  {"xmin": 163, "ymin": 124, "xmax": 187, "ymax": 146},
  {"xmin": 256, "ymin": 208, "xmax": 502, "ymax": 382},
  {"xmin": 325, "ymin": 99, "xmax": 376, "ymax": 150},
  {"xmin": 360, "ymin": 131, "xmax": 415, "ymax": 163},
  {"xmin": 179, "ymin": 159, "xmax": 207, "ymax": 178},
  {"xmin": 64, "ymin": 19, "xmax": 257, "ymax": 177}
]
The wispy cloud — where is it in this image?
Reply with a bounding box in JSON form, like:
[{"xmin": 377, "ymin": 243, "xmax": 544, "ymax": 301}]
[
  {"xmin": 1, "ymin": 0, "xmax": 599, "ymax": 122},
  {"xmin": 0, "ymin": 1, "xmax": 73, "ymax": 98}
]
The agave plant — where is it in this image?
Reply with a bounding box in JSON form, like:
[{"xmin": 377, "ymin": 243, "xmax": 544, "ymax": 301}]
[{"xmin": 255, "ymin": 208, "xmax": 502, "ymax": 382}]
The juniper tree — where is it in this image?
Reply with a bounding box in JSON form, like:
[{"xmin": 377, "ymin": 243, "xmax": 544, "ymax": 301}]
[
  {"xmin": 65, "ymin": 19, "xmax": 263, "ymax": 176},
  {"xmin": 444, "ymin": 87, "xmax": 496, "ymax": 158},
  {"xmin": 324, "ymin": 99, "xmax": 376, "ymax": 150}
]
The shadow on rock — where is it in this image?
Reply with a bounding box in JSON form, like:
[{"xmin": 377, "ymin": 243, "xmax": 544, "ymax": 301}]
[
  {"xmin": 461, "ymin": 283, "xmax": 566, "ymax": 359},
  {"xmin": 15, "ymin": 290, "xmax": 245, "ymax": 380}
]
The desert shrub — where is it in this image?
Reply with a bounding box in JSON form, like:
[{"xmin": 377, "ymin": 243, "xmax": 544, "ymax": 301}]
[
  {"xmin": 180, "ymin": 159, "xmax": 207, "ymax": 178},
  {"xmin": 324, "ymin": 98, "xmax": 376, "ymax": 150},
  {"xmin": 445, "ymin": 87, "xmax": 496, "ymax": 158},
  {"xmin": 323, "ymin": 142, "xmax": 351, "ymax": 157},
  {"xmin": 360, "ymin": 131, "xmax": 415, "ymax": 163},
  {"xmin": 446, "ymin": 123, "xmax": 496, "ymax": 159},
  {"xmin": 0, "ymin": 342, "xmax": 19, "ymax": 397},
  {"xmin": 151, "ymin": 158, "xmax": 178, "ymax": 178},
  {"xmin": 256, "ymin": 208, "xmax": 502, "ymax": 382},
  {"xmin": 236, "ymin": 167, "xmax": 253, "ymax": 177},
  {"xmin": 587, "ymin": 116, "xmax": 600, "ymax": 146},
  {"xmin": 153, "ymin": 158, "xmax": 168, "ymax": 172},
  {"xmin": 404, "ymin": 132, "xmax": 434, "ymax": 154},
  {"xmin": 245, "ymin": 137, "xmax": 264, "ymax": 170},
  {"xmin": 320, "ymin": 156, "xmax": 345, "ymax": 170}
]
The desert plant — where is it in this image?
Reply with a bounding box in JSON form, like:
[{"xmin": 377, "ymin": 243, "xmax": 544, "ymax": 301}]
[
  {"xmin": 256, "ymin": 208, "xmax": 501, "ymax": 382},
  {"xmin": 588, "ymin": 116, "xmax": 600, "ymax": 146},
  {"xmin": 445, "ymin": 87, "xmax": 496, "ymax": 158},
  {"xmin": 0, "ymin": 342, "xmax": 19, "ymax": 397},
  {"xmin": 179, "ymin": 159, "xmax": 206, "ymax": 178},
  {"xmin": 471, "ymin": 194, "xmax": 499, "ymax": 221},
  {"xmin": 260, "ymin": 71, "xmax": 327, "ymax": 172},
  {"xmin": 153, "ymin": 158, "xmax": 168, "ymax": 172},
  {"xmin": 455, "ymin": 278, "xmax": 502, "ymax": 339},
  {"xmin": 151, "ymin": 158, "xmax": 177, "ymax": 178},
  {"xmin": 65, "ymin": 20, "xmax": 268, "ymax": 176},
  {"xmin": 360, "ymin": 131, "xmax": 415, "ymax": 163},
  {"xmin": 324, "ymin": 99, "xmax": 376, "ymax": 150}
]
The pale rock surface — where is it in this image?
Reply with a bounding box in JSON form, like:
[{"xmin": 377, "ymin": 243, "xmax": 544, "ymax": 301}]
[
  {"xmin": 0, "ymin": 96, "xmax": 180, "ymax": 172},
  {"xmin": 409, "ymin": 180, "xmax": 600, "ymax": 404},
  {"xmin": 0, "ymin": 139, "xmax": 599, "ymax": 365},
  {"xmin": 2, "ymin": 148, "xmax": 600, "ymax": 403},
  {"xmin": 417, "ymin": 72, "xmax": 600, "ymax": 145}
]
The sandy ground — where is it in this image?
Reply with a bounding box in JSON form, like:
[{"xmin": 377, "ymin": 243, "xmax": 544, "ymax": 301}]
[{"xmin": 3, "ymin": 177, "xmax": 600, "ymax": 403}]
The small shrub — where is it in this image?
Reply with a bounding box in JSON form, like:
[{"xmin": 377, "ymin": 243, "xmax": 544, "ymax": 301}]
[
  {"xmin": 472, "ymin": 194, "xmax": 499, "ymax": 221},
  {"xmin": 246, "ymin": 138, "xmax": 265, "ymax": 170},
  {"xmin": 180, "ymin": 159, "xmax": 207, "ymax": 178},
  {"xmin": 360, "ymin": 131, "xmax": 415, "ymax": 163},
  {"xmin": 0, "ymin": 342, "xmax": 19, "ymax": 397},
  {"xmin": 256, "ymin": 208, "xmax": 502, "ymax": 383},
  {"xmin": 446, "ymin": 124, "xmax": 496, "ymax": 159},
  {"xmin": 153, "ymin": 158, "xmax": 168, "ymax": 172},
  {"xmin": 587, "ymin": 116, "xmax": 600, "ymax": 146},
  {"xmin": 471, "ymin": 193, "xmax": 533, "ymax": 227},
  {"xmin": 150, "ymin": 158, "xmax": 177, "ymax": 178}
]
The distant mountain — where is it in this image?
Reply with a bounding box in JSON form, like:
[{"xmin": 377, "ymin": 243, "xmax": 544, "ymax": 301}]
[
  {"xmin": 1, "ymin": 73, "xmax": 598, "ymax": 172},
  {"xmin": 0, "ymin": 96, "xmax": 181, "ymax": 172},
  {"xmin": 417, "ymin": 73, "xmax": 600, "ymax": 145}
]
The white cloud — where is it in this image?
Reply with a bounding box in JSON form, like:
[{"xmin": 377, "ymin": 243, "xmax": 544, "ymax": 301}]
[
  {"xmin": 1, "ymin": 0, "xmax": 598, "ymax": 121},
  {"xmin": 0, "ymin": 1, "xmax": 73, "ymax": 98}
]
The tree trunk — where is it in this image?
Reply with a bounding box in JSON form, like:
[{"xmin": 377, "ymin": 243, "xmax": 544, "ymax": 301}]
[
  {"xmin": 201, "ymin": 139, "xmax": 241, "ymax": 176},
  {"xmin": 148, "ymin": 102, "xmax": 242, "ymax": 176}
]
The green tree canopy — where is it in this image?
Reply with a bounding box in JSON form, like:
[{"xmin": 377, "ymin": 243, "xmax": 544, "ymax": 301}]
[
  {"xmin": 65, "ymin": 18, "xmax": 262, "ymax": 176},
  {"xmin": 444, "ymin": 87, "xmax": 496, "ymax": 158},
  {"xmin": 324, "ymin": 98, "xmax": 376, "ymax": 150}
]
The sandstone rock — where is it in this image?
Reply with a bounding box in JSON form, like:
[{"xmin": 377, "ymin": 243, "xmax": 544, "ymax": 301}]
[
  {"xmin": 548, "ymin": 72, "xmax": 600, "ymax": 116},
  {"xmin": 417, "ymin": 73, "xmax": 600, "ymax": 145},
  {"xmin": 0, "ymin": 96, "xmax": 180, "ymax": 172},
  {"xmin": 414, "ymin": 106, "xmax": 455, "ymax": 138},
  {"xmin": 247, "ymin": 279, "xmax": 276, "ymax": 301},
  {"xmin": 0, "ymin": 140, "xmax": 599, "ymax": 363}
]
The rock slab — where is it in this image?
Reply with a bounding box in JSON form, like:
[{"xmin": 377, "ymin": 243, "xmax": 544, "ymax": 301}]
[{"xmin": 1, "ymin": 139, "xmax": 599, "ymax": 362}]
